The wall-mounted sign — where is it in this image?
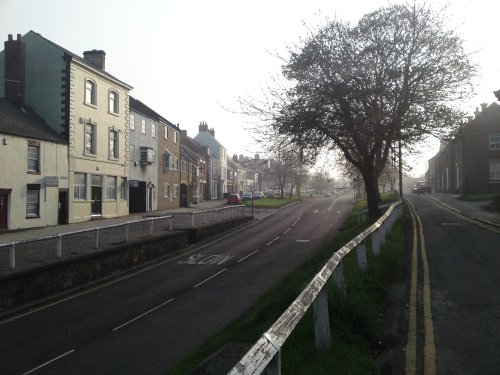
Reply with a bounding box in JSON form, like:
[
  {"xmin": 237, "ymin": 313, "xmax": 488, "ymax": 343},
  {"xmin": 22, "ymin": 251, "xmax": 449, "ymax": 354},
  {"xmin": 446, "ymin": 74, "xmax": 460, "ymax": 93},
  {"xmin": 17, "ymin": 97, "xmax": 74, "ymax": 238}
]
[
  {"xmin": 129, "ymin": 180, "xmax": 139, "ymax": 188},
  {"xmin": 45, "ymin": 176, "xmax": 59, "ymax": 187}
]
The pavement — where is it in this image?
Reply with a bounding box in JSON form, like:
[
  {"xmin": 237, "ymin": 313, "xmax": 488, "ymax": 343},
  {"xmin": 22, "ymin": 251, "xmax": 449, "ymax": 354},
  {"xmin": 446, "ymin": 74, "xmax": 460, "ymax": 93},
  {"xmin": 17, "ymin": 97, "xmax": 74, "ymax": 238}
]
[{"xmin": 424, "ymin": 192, "xmax": 500, "ymax": 227}]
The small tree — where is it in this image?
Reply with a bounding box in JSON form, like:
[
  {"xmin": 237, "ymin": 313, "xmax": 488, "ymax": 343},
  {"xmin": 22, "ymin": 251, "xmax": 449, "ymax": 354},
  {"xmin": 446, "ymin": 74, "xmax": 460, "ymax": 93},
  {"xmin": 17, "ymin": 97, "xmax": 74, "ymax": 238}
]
[{"xmin": 271, "ymin": 3, "xmax": 476, "ymax": 218}]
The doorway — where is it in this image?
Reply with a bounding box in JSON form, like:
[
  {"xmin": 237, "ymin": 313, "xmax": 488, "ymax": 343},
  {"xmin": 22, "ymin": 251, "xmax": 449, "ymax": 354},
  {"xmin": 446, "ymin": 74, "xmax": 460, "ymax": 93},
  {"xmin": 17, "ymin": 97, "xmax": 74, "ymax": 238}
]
[
  {"xmin": 91, "ymin": 175, "xmax": 102, "ymax": 216},
  {"xmin": 180, "ymin": 183, "xmax": 188, "ymax": 207},
  {"xmin": 0, "ymin": 192, "xmax": 9, "ymax": 230},
  {"xmin": 58, "ymin": 190, "xmax": 68, "ymax": 224}
]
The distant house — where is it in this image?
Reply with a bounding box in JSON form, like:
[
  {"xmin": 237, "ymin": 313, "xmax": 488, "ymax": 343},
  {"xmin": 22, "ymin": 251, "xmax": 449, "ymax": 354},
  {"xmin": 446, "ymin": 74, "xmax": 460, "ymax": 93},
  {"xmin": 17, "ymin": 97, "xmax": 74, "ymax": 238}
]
[
  {"xmin": 194, "ymin": 122, "xmax": 228, "ymax": 199},
  {"xmin": 0, "ymin": 98, "xmax": 67, "ymax": 230},
  {"xmin": 180, "ymin": 130, "xmax": 207, "ymax": 205},
  {"xmin": 0, "ymin": 32, "xmax": 133, "ymax": 223},
  {"xmin": 428, "ymin": 102, "xmax": 500, "ymax": 195}
]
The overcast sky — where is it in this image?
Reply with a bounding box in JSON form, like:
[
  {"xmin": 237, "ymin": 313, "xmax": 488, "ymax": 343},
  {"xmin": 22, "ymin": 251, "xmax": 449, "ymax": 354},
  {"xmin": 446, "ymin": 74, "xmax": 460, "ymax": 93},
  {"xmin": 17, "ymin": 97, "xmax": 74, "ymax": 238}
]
[{"xmin": 1, "ymin": 0, "xmax": 499, "ymax": 177}]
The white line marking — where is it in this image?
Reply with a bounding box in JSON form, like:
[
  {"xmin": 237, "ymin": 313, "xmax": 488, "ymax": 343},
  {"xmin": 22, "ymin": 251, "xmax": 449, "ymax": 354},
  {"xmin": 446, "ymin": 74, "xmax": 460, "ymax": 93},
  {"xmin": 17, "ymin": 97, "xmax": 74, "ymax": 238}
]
[
  {"xmin": 283, "ymin": 228, "xmax": 291, "ymax": 235},
  {"xmin": 193, "ymin": 269, "xmax": 227, "ymax": 288},
  {"xmin": 112, "ymin": 298, "xmax": 175, "ymax": 331},
  {"xmin": 237, "ymin": 249, "xmax": 260, "ymax": 263},
  {"xmin": 21, "ymin": 350, "xmax": 75, "ymax": 375},
  {"xmin": 314, "ymin": 209, "xmax": 319, "ymax": 213},
  {"xmin": 296, "ymin": 240, "xmax": 310, "ymax": 243},
  {"xmin": 266, "ymin": 236, "xmax": 280, "ymax": 246}
]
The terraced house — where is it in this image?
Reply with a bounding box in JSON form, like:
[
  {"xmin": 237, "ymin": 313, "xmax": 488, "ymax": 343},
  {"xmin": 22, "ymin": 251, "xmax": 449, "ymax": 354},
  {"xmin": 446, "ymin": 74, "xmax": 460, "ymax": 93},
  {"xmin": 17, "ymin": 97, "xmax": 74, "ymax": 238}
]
[{"xmin": 0, "ymin": 31, "xmax": 133, "ymax": 223}]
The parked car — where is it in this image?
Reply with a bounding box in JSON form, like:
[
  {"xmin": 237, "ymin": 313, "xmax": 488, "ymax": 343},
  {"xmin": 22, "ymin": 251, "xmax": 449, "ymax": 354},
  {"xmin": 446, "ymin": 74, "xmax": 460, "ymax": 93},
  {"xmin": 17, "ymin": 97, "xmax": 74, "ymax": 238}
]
[
  {"xmin": 253, "ymin": 192, "xmax": 264, "ymax": 199},
  {"xmin": 413, "ymin": 181, "xmax": 431, "ymax": 194},
  {"xmin": 265, "ymin": 190, "xmax": 276, "ymax": 198},
  {"xmin": 227, "ymin": 193, "xmax": 241, "ymax": 204},
  {"xmin": 241, "ymin": 192, "xmax": 253, "ymax": 201}
]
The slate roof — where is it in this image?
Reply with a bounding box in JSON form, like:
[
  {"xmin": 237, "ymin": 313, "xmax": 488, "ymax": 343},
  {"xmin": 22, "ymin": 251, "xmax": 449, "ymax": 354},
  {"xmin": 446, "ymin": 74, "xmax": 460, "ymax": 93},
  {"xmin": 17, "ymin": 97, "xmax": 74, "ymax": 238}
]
[
  {"xmin": 129, "ymin": 96, "xmax": 179, "ymax": 130},
  {"xmin": 24, "ymin": 30, "xmax": 132, "ymax": 89},
  {"xmin": 0, "ymin": 98, "xmax": 66, "ymax": 143}
]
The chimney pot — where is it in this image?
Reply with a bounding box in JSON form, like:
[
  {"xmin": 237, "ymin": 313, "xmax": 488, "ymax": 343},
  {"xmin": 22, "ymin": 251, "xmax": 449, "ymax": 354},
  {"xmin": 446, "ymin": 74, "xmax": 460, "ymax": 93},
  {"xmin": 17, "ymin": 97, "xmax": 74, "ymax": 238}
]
[
  {"xmin": 17, "ymin": 34, "xmax": 21, "ymax": 40},
  {"xmin": 8, "ymin": 34, "xmax": 13, "ymax": 41}
]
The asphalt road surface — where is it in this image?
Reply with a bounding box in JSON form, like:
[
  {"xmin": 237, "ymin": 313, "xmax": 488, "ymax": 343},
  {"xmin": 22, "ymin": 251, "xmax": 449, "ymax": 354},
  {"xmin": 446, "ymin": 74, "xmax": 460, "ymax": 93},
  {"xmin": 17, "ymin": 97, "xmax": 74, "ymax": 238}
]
[
  {"xmin": 0, "ymin": 195, "xmax": 353, "ymax": 375},
  {"xmin": 405, "ymin": 194, "xmax": 500, "ymax": 374}
]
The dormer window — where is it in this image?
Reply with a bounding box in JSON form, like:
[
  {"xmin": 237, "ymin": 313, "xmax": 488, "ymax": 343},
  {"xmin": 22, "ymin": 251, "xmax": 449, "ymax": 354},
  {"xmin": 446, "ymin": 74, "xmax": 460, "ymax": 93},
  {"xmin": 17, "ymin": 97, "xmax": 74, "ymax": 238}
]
[
  {"xmin": 85, "ymin": 79, "xmax": 96, "ymax": 106},
  {"xmin": 109, "ymin": 90, "xmax": 118, "ymax": 114}
]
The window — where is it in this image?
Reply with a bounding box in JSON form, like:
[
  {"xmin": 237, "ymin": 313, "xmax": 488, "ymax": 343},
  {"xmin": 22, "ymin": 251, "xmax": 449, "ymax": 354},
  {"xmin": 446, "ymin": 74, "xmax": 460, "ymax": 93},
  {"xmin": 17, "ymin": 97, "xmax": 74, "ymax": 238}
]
[
  {"xmin": 490, "ymin": 160, "xmax": 500, "ymax": 180},
  {"xmin": 27, "ymin": 141, "xmax": 40, "ymax": 173},
  {"xmin": 163, "ymin": 153, "xmax": 170, "ymax": 172},
  {"xmin": 130, "ymin": 144, "xmax": 135, "ymax": 162},
  {"xmin": 109, "ymin": 91, "xmax": 118, "ymax": 113},
  {"xmin": 181, "ymin": 160, "xmax": 187, "ymax": 173},
  {"xmin": 152, "ymin": 123, "xmax": 156, "ymax": 139},
  {"xmin": 26, "ymin": 184, "xmax": 40, "ymax": 217},
  {"xmin": 130, "ymin": 114, "xmax": 135, "ymax": 131},
  {"xmin": 164, "ymin": 183, "xmax": 170, "ymax": 198},
  {"xmin": 74, "ymin": 173, "xmax": 87, "ymax": 199},
  {"xmin": 85, "ymin": 122, "xmax": 96, "ymax": 155},
  {"xmin": 140, "ymin": 147, "xmax": 154, "ymax": 164},
  {"xmin": 120, "ymin": 177, "xmax": 127, "ymax": 200},
  {"xmin": 141, "ymin": 119, "xmax": 146, "ymax": 135},
  {"xmin": 173, "ymin": 184, "xmax": 179, "ymax": 198},
  {"xmin": 109, "ymin": 129, "xmax": 119, "ymax": 159},
  {"xmin": 164, "ymin": 125, "xmax": 168, "ymax": 139},
  {"xmin": 173, "ymin": 131, "xmax": 178, "ymax": 144},
  {"xmin": 489, "ymin": 135, "xmax": 500, "ymax": 150},
  {"xmin": 85, "ymin": 80, "xmax": 96, "ymax": 105},
  {"xmin": 106, "ymin": 176, "xmax": 117, "ymax": 199}
]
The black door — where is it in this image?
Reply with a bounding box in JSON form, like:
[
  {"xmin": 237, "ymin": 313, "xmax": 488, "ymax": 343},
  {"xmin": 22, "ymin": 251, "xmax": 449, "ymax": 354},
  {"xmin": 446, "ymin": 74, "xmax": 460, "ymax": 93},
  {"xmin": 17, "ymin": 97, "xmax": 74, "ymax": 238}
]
[
  {"xmin": 0, "ymin": 193, "xmax": 8, "ymax": 230},
  {"xmin": 129, "ymin": 181, "xmax": 147, "ymax": 213},
  {"xmin": 58, "ymin": 190, "xmax": 68, "ymax": 224},
  {"xmin": 91, "ymin": 186, "xmax": 102, "ymax": 215},
  {"xmin": 180, "ymin": 183, "xmax": 188, "ymax": 207}
]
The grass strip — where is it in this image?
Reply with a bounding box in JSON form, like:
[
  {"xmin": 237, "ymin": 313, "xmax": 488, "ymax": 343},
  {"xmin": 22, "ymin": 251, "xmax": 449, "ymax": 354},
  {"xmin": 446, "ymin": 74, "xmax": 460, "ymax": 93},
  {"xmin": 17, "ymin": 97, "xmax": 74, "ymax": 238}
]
[{"xmin": 166, "ymin": 203, "xmax": 404, "ymax": 375}]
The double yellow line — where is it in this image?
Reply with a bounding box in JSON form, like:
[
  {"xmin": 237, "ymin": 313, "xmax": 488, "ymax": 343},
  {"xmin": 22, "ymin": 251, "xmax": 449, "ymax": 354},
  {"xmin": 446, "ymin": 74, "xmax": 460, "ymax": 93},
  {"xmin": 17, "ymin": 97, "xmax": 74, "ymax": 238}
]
[{"xmin": 406, "ymin": 200, "xmax": 436, "ymax": 375}]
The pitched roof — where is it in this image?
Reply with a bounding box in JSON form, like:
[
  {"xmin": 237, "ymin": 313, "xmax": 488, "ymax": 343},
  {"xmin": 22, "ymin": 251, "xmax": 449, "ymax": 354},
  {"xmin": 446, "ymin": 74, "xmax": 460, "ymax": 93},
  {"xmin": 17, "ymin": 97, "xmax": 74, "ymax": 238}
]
[
  {"xmin": 0, "ymin": 98, "xmax": 66, "ymax": 143},
  {"xmin": 129, "ymin": 96, "xmax": 179, "ymax": 130},
  {"xmin": 24, "ymin": 30, "xmax": 132, "ymax": 89}
]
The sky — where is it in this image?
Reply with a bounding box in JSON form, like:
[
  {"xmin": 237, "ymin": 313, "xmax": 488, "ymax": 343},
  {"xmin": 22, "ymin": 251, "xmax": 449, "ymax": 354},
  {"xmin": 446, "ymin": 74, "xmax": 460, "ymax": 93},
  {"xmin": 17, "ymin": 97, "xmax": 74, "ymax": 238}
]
[{"xmin": 1, "ymin": 0, "xmax": 499, "ymax": 177}]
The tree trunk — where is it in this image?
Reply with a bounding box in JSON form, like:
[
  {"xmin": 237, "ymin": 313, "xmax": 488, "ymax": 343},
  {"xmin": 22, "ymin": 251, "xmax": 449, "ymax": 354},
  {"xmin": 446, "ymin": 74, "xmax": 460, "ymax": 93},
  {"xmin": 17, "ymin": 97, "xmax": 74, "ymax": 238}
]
[{"xmin": 362, "ymin": 169, "xmax": 381, "ymax": 219}]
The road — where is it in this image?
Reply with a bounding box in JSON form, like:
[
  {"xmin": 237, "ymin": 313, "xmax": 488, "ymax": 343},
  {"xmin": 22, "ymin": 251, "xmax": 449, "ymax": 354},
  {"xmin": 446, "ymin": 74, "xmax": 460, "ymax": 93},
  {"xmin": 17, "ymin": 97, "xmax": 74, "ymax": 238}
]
[
  {"xmin": 404, "ymin": 194, "xmax": 500, "ymax": 374},
  {"xmin": 0, "ymin": 195, "xmax": 353, "ymax": 375}
]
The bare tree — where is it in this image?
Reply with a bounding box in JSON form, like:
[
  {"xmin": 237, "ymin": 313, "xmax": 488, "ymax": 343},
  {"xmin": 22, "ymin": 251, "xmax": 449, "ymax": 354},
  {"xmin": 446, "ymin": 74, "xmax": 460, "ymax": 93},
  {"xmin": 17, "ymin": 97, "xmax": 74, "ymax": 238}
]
[{"xmin": 270, "ymin": 3, "xmax": 476, "ymax": 218}]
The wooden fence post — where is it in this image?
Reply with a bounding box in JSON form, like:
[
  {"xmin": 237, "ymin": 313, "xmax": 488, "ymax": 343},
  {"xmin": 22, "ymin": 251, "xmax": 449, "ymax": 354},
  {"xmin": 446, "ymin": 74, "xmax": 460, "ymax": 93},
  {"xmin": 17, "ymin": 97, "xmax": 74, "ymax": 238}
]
[
  {"xmin": 357, "ymin": 242, "xmax": 367, "ymax": 271},
  {"xmin": 331, "ymin": 260, "xmax": 345, "ymax": 295},
  {"xmin": 95, "ymin": 228, "xmax": 99, "ymax": 249},
  {"xmin": 313, "ymin": 285, "xmax": 332, "ymax": 351},
  {"xmin": 372, "ymin": 229, "xmax": 380, "ymax": 256},
  {"xmin": 56, "ymin": 235, "xmax": 62, "ymax": 258},
  {"xmin": 264, "ymin": 350, "xmax": 281, "ymax": 375},
  {"xmin": 9, "ymin": 244, "xmax": 15, "ymax": 269}
]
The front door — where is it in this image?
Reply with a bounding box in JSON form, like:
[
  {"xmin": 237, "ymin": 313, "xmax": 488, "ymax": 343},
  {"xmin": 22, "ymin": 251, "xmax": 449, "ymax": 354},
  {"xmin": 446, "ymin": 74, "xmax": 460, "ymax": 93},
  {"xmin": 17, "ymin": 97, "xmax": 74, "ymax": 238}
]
[
  {"xmin": 58, "ymin": 190, "xmax": 68, "ymax": 225},
  {"xmin": 91, "ymin": 175, "xmax": 102, "ymax": 216},
  {"xmin": 180, "ymin": 183, "xmax": 188, "ymax": 207},
  {"xmin": 0, "ymin": 193, "xmax": 8, "ymax": 230}
]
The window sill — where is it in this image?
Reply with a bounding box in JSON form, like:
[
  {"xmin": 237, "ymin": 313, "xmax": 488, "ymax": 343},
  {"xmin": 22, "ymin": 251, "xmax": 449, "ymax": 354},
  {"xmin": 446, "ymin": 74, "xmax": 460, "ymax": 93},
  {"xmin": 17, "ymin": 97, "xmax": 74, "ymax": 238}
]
[
  {"xmin": 26, "ymin": 215, "xmax": 40, "ymax": 219},
  {"xmin": 84, "ymin": 102, "xmax": 97, "ymax": 109},
  {"xmin": 108, "ymin": 111, "xmax": 120, "ymax": 117},
  {"xmin": 84, "ymin": 153, "xmax": 97, "ymax": 158},
  {"xmin": 27, "ymin": 171, "xmax": 41, "ymax": 175}
]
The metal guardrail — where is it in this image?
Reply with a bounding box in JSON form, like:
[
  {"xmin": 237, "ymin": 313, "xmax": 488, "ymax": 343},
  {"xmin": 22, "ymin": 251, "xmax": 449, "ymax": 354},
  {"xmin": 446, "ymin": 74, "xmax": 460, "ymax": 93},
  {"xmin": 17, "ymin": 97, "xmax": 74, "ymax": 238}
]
[
  {"xmin": 229, "ymin": 201, "xmax": 403, "ymax": 375},
  {"xmin": 0, "ymin": 215, "xmax": 173, "ymax": 270},
  {"xmin": 162, "ymin": 205, "xmax": 246, "ymax": 230}
]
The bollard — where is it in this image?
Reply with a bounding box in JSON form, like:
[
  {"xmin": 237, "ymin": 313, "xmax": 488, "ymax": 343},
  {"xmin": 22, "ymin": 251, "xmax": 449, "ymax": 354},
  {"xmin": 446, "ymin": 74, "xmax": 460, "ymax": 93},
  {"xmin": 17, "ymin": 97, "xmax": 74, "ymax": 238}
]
[
  {"xmin": 9, "ymin": 243, "xmax": 15, "ymax": 269},
  {"xmin": 313, "ymin": 285, "xmax": 332, "ymax": 351},
  {"xmin": 56, "ymin": 235, "xmax": 62, "ymax": 258},
  {"xmin": 95, "ymin": 228, "xmax": 100, "ymax": 249}
]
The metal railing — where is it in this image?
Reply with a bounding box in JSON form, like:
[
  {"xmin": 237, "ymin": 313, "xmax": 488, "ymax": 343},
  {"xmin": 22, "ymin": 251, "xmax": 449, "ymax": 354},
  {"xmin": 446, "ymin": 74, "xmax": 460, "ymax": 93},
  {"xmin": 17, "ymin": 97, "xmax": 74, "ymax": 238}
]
[
  {"xmin": 229, "ymin": 201, "xmax": 403, "ymax": 375},
  {"xmin": 0, "ymin": 215, "xmax": 173, "ymax": 271},
  {"xmin": 160, "ymin": 205, "xmax": 246, "ymax": 230}
]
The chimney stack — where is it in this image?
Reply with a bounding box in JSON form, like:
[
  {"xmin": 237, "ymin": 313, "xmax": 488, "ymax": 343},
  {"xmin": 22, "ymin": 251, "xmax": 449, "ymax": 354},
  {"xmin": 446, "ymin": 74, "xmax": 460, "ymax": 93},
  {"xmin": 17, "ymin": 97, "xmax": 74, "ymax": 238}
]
[
  {"xmin": 83, "ymin": 49, "xmax": 106, "ymax": 70},
  {"xmin": 4, "ymin": 33, "xmax": 25, "ymax": 106},
  {"xmin": 233, "ymin": 154, "xmax": 238, "ymax": 161},
  {"xmin": 199, "ymin": 121, "xmax": 208, "ymax": 132},
  {"xmin": 480, "ymin": 103, "xmax": 488, "ymax": 112},
  {"xmin": 181, "ymin": 129, "xmax": 187, "ymax": 137},
  {"xmin": 209, "ymin": 128, "xmax": 215, "ymax": 137}
]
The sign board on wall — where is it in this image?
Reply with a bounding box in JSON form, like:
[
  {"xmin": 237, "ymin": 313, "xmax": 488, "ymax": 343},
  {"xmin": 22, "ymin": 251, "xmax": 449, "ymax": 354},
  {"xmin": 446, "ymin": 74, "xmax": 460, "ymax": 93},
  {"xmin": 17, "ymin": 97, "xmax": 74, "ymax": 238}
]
[{"xmin": 45, "ymin": 176, "xmax": 59, "ymax": 187}]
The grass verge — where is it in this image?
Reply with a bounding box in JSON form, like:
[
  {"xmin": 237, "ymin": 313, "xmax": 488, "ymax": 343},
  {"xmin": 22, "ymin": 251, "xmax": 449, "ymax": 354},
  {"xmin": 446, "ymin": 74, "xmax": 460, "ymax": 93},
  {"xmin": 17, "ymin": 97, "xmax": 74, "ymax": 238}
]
[{"xmin": 166, "ymin": 203, "xmax": 405, "ymax": 375}]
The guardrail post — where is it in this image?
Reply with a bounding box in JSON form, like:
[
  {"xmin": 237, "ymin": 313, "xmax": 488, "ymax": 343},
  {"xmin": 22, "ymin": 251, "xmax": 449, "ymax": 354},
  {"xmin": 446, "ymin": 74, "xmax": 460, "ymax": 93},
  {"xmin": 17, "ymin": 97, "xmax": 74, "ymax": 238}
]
[
  {"xmin": 204, "ymin": 210, "xmax": 207, "ymax": 225},
  {"xmin": 313, "ymin": 285, "xmax": 332, "ymax": 351},
  {"xmin": 56, "ymin": 235, "xmax": 62, "ymax": 258},
  {"xmin": 9, "ymin": 244, "xmax": 15, "ymax": 269},
  {"xmin": 372, "ymin": 229, "xmax": 380, "ymax": 256},
  {"xmin": 265, "ymin": 350, "xmax": 281, "ymax": 375},
  {"xmin": 149, "ymin": 219, "xmax": 154, "ymax": 236},
  {"xmin": 331, "ymin": 260, "xmax": 345, "ymax": 295},
  {"xmin": 125, "ymin": 223, "xmax": 130, "ymax": 242},
  {"xmin": 95, "ymin": 228, "xmax": 99, "ymax": 249},
  {"xmin": 169, "ymin": 217, "xmax": 173, "ymax": 231},
  {"xmin": 357, "ymin": 242, "xmax": 367, "ymax": 271}
]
